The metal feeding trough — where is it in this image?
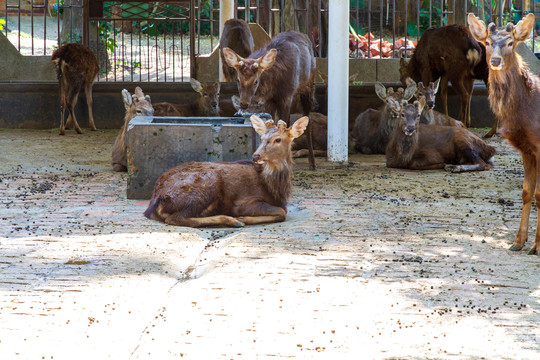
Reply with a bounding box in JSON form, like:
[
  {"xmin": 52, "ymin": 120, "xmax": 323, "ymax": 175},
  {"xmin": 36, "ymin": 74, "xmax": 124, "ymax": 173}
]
[{"xmin": 125, "ymin": 114, "xmax": 271, "ymax": 200}]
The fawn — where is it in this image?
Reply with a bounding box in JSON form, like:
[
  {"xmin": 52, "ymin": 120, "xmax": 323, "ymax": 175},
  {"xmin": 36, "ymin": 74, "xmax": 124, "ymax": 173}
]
[{"xmin": 153, "ymin": 78, "xmax": 220, "ymax": 117}]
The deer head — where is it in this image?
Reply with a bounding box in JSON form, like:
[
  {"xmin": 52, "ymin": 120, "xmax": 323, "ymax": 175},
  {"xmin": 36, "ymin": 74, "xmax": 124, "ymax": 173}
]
[
  {"xmin": 468, "ymin": 13, "xmax": 535, "ymax": 71},
  {"xmin": 222, "ymin": 47, "xmax": 278, "ymax": 110},
  {"xmin": 122, "ymin": 87, "xmax": 154, "ymax": 118},
  {"xmin": 250, "ymin": 115, "xmax": 308, "ymax": 169},
  {"xmin": 190, "ymin": 78, "xmax": 221, "ymax": 116},
  {"xmin": 413, "ymin": 78, "xmax": 440, "ymax": 110},
  {"xmin": 387, "ymin": 96, "xmax": 425, "ymax": 137},
  {"xmin": 231, "ymin": 95, "xmax": 266, "ymax": 114}
]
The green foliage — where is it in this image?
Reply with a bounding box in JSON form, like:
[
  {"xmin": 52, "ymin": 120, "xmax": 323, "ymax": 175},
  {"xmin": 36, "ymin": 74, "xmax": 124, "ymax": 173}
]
[{"xmin": 97, "ymin": 22, "xmax": 118, "ymax": 52}]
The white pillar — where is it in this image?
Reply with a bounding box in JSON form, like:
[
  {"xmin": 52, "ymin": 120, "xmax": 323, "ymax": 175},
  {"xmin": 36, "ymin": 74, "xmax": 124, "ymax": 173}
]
[
  {"xmin": 327, "ymin": 0, "xmax": 349, "ymax": 163},
  {"xmin": 219, "ymin": 0, "xmax": 235, "ymax": 82}
]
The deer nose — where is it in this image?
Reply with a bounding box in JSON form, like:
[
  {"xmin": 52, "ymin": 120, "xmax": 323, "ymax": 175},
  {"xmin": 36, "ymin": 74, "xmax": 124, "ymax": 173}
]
[
  {"xmin": 240, "ymin": 103, "xmax": 249, "ymax": 110},
  {"xmin": 407, "ymin": 126, "xmax": 415, "ymax": 133},
  {"xmin": 427, "ymin": 101, "xmax": 434, "ymax": 108},
  {"xmin": 211, "ymin": 101, "xmax": 218, "ymax": 108},
  {"xmin": 490, "ymin": 57, "xmax": 502, "ymax": 67},
  {"xmin": 252, "ymin": 153, "xmax": 260, "ymax": 162}
]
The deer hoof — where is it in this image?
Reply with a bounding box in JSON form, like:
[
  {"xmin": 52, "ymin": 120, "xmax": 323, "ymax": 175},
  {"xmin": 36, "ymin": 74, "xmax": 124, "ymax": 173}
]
[
  {"xmin": 444, "ymin": 164, "xmax": 457, "ymax": 172},
  {"xmin": 528, "ymin": 247, "xmax": 538, "ymax": 255},
  {"xmin": 509, "ymin": 243, "xmax": 524, "ymax": 251},
  {"xmin": 233, "ymin": 220, "xmax": 245, "ymax": 227}
]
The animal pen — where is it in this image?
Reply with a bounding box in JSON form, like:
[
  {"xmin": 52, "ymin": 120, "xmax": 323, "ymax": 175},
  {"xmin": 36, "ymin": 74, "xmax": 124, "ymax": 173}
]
[{"xmin": 2, "ymin": 1, "xmax": 539, "ymax": 83}]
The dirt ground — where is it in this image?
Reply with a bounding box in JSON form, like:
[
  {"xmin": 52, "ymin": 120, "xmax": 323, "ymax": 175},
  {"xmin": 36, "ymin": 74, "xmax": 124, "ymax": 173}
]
[{"xmin": 0, "ymin": 128, "xmax": 539, "ymax": 359}]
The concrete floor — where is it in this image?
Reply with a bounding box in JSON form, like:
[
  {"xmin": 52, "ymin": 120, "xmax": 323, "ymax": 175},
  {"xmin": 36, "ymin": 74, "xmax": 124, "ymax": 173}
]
[{"xmin": 0, "ymin": 128, "xmax": 539, "ymax": 359}]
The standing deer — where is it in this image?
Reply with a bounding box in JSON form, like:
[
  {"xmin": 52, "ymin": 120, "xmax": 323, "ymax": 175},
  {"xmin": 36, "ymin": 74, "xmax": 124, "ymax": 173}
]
[
  {"xmin": 220, "ymin": 18, "xmax": 254, "ymax": 82},
  {"xmin": 408, "ymin": 78, "xmax": 464, "ymax": 127},
  {"xmin": 351, "ymin": 82, "xmax": 416, "ymax": 154},
  {"xmin": 468, "ymin": 13, "xmax": 540, "ymax": 254},
  {"xmin": 384, "ymin": 93, "xmax": 495, "ymax": 172},
  {"xmin": 51, "ymin": 43, "xmax": 99, "ymax": 135},
  {"xmin": 399, "ymin": 24, "xmax": 489, "ymax": 130},
  {"xmin": 143, "ymin": 115, "xmax": 309, "ymax": 227},
  {"xmin": 111, "ymin": 87, "xmax": 154, "ymax": 172},
  {"xmin": 221, "ymin": 30, "xmax": 317, "ymax": 169},
  {"xmin": 153, "ymin": 78, "xmax": 220, "ymax": 117}
]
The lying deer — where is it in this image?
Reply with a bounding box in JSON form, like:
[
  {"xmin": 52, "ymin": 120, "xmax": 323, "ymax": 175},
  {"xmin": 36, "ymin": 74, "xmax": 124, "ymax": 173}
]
[
  {"xmin": 111, "ymin": 87, "xmax": 154, "ymax": 172},
  {"xmin": 222, "ymin": 30, "xmax": 317, "ymax": 169},
  {"xmin": 408, "ymin": 78, "xmax": 464, "ymax": 127},
  {"xmin": 351, "ymin": 81, "xmax": 416, "ymax": 154},
  {"xmin": 400, "ymin": 24, "xmax": 489, "ymax": 130},
  {"xmin": 385, "ymin": 92, "xmax": 496, "ymax": 172},
  {"xmin": 153, "ymin": 78, "xmax": 220, "ymax": 117},
  {"xmin": 469, "ymin": 13, "xmax": 540, "ymax": 254},
  {"xmin": 220, "ymin": 18, "xmax": 254, "ymax": 82},
  {"xmin": 143, "ymin": 115, "xmax": 309, "ymax": 227},
  {"xmin": 51, "ymin": 43, "xmax": 99, "ymax": 135}
]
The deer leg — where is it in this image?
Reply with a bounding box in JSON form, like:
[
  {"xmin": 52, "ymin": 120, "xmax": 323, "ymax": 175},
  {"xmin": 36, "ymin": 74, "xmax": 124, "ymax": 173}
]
[
  {"xmin": 440, "ymin": 74, "xmax": 449, "ymax": 116},
  {"xmin": 164, "ymin": 213, "xmax": 245, "ymax": 228},
  {"xmin": 530, "ymin": 160, "xmax": 540, "ymax": 255},
  {"xmin": 59, "ymin": 89, "xmax": 66, "ymax": 136},
  {"xmin": 511, "ymin": 153, "xmax": 536, "ymax": 251},
  {"xmin": 292, "ymin": 149, "xmax": 327, "ymax": 158},
  {"xmin": 299, "ymin": 90, "xmax": 316, "ymax": 170},
  {"xmin": 234, "ymin": 202, "xmax": 287, "ymax": 225},
  {"xmin": 445, "ymin": 163, "xmax": 491, "ymax": 172},
  {"xmin": 408, "ymin": 150, "xmax": 445, "ymax": 170},
  {"xmin": 483, "ymin": 117, "xmax": 499, "ymax": 138},
  {"xmin": 459, "ymin": 77, "xmax": 474, "ymax": 128},
  {"xmin": 85, "ymin": 83, "xmax": 97, "ymax": 131},
  {"xmin": 66, "ymin": 89, "xmax": 83, "ymax": 134}
]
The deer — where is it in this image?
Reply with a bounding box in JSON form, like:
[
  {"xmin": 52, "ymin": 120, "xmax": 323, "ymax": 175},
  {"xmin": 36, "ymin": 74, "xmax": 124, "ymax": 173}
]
[
  {"xmin": 468, "ymin": 13, "xmax": 540, "ymax": 254},
  {"xmin": 111, "ymin": 87, "xmax": 154, "ymax": 172},
  {"xmin": 220, "ymin": 18, "xmax": 254, "ymax": 82},
  {"xmin": 143, "ymin": 115, "xmax": 309, "ymax": 227},
  {"xmin": 406, "ymin": 77, "xmax": 465, "ymax": 127},
  {"xmin": 221, "ymin": 30, "xmax": 317, "ymax": 169},
  {"xmin": 384, "ymin": 92, "xmax": 496, "ymax": 172},
  {"xmin": 228, "ymin": 95, "xmax": 328, "ymax": 158},
  {"xmin": 153, "ymin": 78, "xmax": 220, "ymax": 117},
  {"xmin": 351, "ymin": 81, "xmax": 417, "ymax": 154},
  {"xmin": 399, "ymin": 24, "xmax": 490, "ymax": 132},
  {"xmin": 51, "ymin": 43, "xmax": 99, "ymax": 135}
]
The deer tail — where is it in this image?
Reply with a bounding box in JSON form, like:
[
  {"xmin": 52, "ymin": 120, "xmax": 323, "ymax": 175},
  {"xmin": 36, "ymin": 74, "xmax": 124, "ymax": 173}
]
[{"xmin": 143, "ymin": 196, "xmax": 162, "ymax": 220}]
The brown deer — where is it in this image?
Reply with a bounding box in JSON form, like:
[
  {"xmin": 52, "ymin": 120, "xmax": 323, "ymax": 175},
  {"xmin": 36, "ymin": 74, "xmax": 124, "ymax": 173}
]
[
  {"xmin": 385, "ymin": 93, "xmax": 496, "ymax": 172},
  {"xmin": 153, "ymin": 78, "xmax": 220, "ymax": 117},
  {"xmin": 228, "ymin": 96, "xmax": 327, "ymax": 158},
  {"xmin": 221, "ymin": 30, "xmax": 317, "ymax": 169},
  {"xmin": 399, "ymin": 24, "xmax": 489, "ymax": 130},
  {"xmin": 143, "ymin": 115, "xmax": 309, "ymax": 227},
  {"xmin": 407, "ymin": 78, "xmax": 465, "ymax": 127},
  {"xmin": 220, "ymin": 18, "xmax": 254, "ymax": 82},
  {"xmin": 51, "ymin": 43, "xmax": 99, "ymax": 135},
  {"xmin": 351, "ymin": 81, "xmax": 416, "ymax": 154},
  {"xmin": 468, "ymin": 13, "xmax": 540, "ymax": 254},
  {"xmin": 111, "ymin": 87, "xmax": 154, "ymax": 172}
]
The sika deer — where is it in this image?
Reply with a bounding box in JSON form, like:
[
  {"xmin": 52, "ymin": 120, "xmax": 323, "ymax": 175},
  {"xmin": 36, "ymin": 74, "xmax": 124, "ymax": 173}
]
[
  {"xmin": 143, "ymin": 115, "xmax": 309, "ymax": 227},
  {"xmin": 384, "ymin": 93, "xmax": 495, "ymax": 172},
  {"xmin": 220, "ymin": 18, "xmax": 254, "ymax": 82},
  {"xmin": 111, "ymin": 87, "xmax": 154, "ymax": 172},
  {"xmin": 399, "ymin": 24, "xmax": 489, "ymax": 129},
  {"xmin": 351, "ymin": 81, "xmax": 416, "ymax": 154},
  {"xmin": 153, "ymin": 78, "xmax": 220, "ymax": 117},
  {"xmin": 468, "ymin": 13, "xmax": 540, "ymax": 254},
  {"xmin": 51, "ymin": 43, "xmax": 99, "ymax": 135},
  {"xmin": 408, "ymin": 78, "xmax": 464, "ymax": 127},
  {"xmin": 222, "ymin": 30, "xmax": 317, "ymax": 169}
]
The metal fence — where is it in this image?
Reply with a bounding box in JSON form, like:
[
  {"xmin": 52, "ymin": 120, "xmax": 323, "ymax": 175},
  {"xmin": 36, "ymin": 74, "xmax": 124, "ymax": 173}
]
[{"xmin": 1, "ymin": 1, "xmax": 538, "ymax": 82}]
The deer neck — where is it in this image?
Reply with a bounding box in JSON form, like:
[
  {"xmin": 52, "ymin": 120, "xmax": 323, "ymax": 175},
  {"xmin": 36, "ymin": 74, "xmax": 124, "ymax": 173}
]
[
  {"xmin": 387, "ymin": 125, "xmax": 419, "ymax": 167},
  {"xmin": 420, "ymin": 107, "xmax": 434, "ymax": 124},
  {"xmin": 260, "ymin": 157, "xmax": 293, "ymax": 207},
  {"xmin": 488, "ymin": 54, "xmax": 531, "ymax": 125}
]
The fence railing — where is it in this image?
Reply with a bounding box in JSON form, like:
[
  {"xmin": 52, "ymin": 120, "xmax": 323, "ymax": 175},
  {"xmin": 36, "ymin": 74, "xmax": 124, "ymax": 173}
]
[{"xmin": 1, "ymin": 1, "xmax": 538, "ymax": 82}]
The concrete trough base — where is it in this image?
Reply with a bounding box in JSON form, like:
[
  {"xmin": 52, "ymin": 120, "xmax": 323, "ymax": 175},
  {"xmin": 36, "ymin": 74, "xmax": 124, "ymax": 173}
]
[{"xmin": 125, "ymin": 116, "xmax": 262, "ymax": 200}]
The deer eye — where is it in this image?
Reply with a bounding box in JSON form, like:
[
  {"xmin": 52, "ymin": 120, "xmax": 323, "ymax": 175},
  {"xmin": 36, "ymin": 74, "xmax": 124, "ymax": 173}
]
[
  {"xmin": 254, "ymin": 79, "xmax": 259, "ymax": 85},
  {"xmin": 485, "ymin": 40, "xmax": 492, "ymax": 46},
  {"xmin": 274, "ymin": 138, "xmax": 281, "ymax": 144},
  {"xmin": 136, "ymin": 110, "xmax": 142, "ymax": 114},
  {"xmin": 507, "ymin": 41, "xmax": 513, "ymax": 47},
  {"xmin": 203, "ymin": 93, "xmax": 208, "ymax": 97}
]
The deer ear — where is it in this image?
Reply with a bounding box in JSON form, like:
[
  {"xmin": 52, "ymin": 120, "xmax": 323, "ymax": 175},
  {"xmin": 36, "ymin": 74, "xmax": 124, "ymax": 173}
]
[
  {"xmin": 122, "ymin": 89, "xmax": 133, "ymax": 108},
  {"xmin": 404, "ymin": 81, "xmax": 417, "ymax": 101},
  {"xmin": 222, "ymin": 47, "xmax": 243, "ymax": 68},
  {"xmin": 231, "ymin": 95, "xmax": 241, "ymax": 111},
  {"xmin": 374, "ymin": 82, "xmax": 387, "ymax": 100},
  {"xmin": 190, "ymin": 78, "xmax": 203, "ymax": 93},
  {"xmin": 250, "ymin": 115, "xmax": 268, "ymax": 135},
  {"xmin": 513, "ymin": 13, "xmax": 535, "ymax": 44},
  {"xmin": 289, "ymin": 116, "xmax": 309, "ymax": 139},
  {"xmin": 134, "ymin": 86, "xmax": 146, "ymax": 100},
  {"xmin": 405, "ymin": 77, "xmax": 415, "ymax": 88},
  {"xmin": 468, "ymin": 13, "xmax": 488, "ymax": 43},
  {"xmin": 144, "ymin": 95, "xmax": 151, "ymax": 103},
  {"xmin": 432, "ymin": 78, "xmax": 441, "ymax": 94},
  {"xmin": 259, "ymin": 49, "xmax": 278, "ymax": 70}
]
